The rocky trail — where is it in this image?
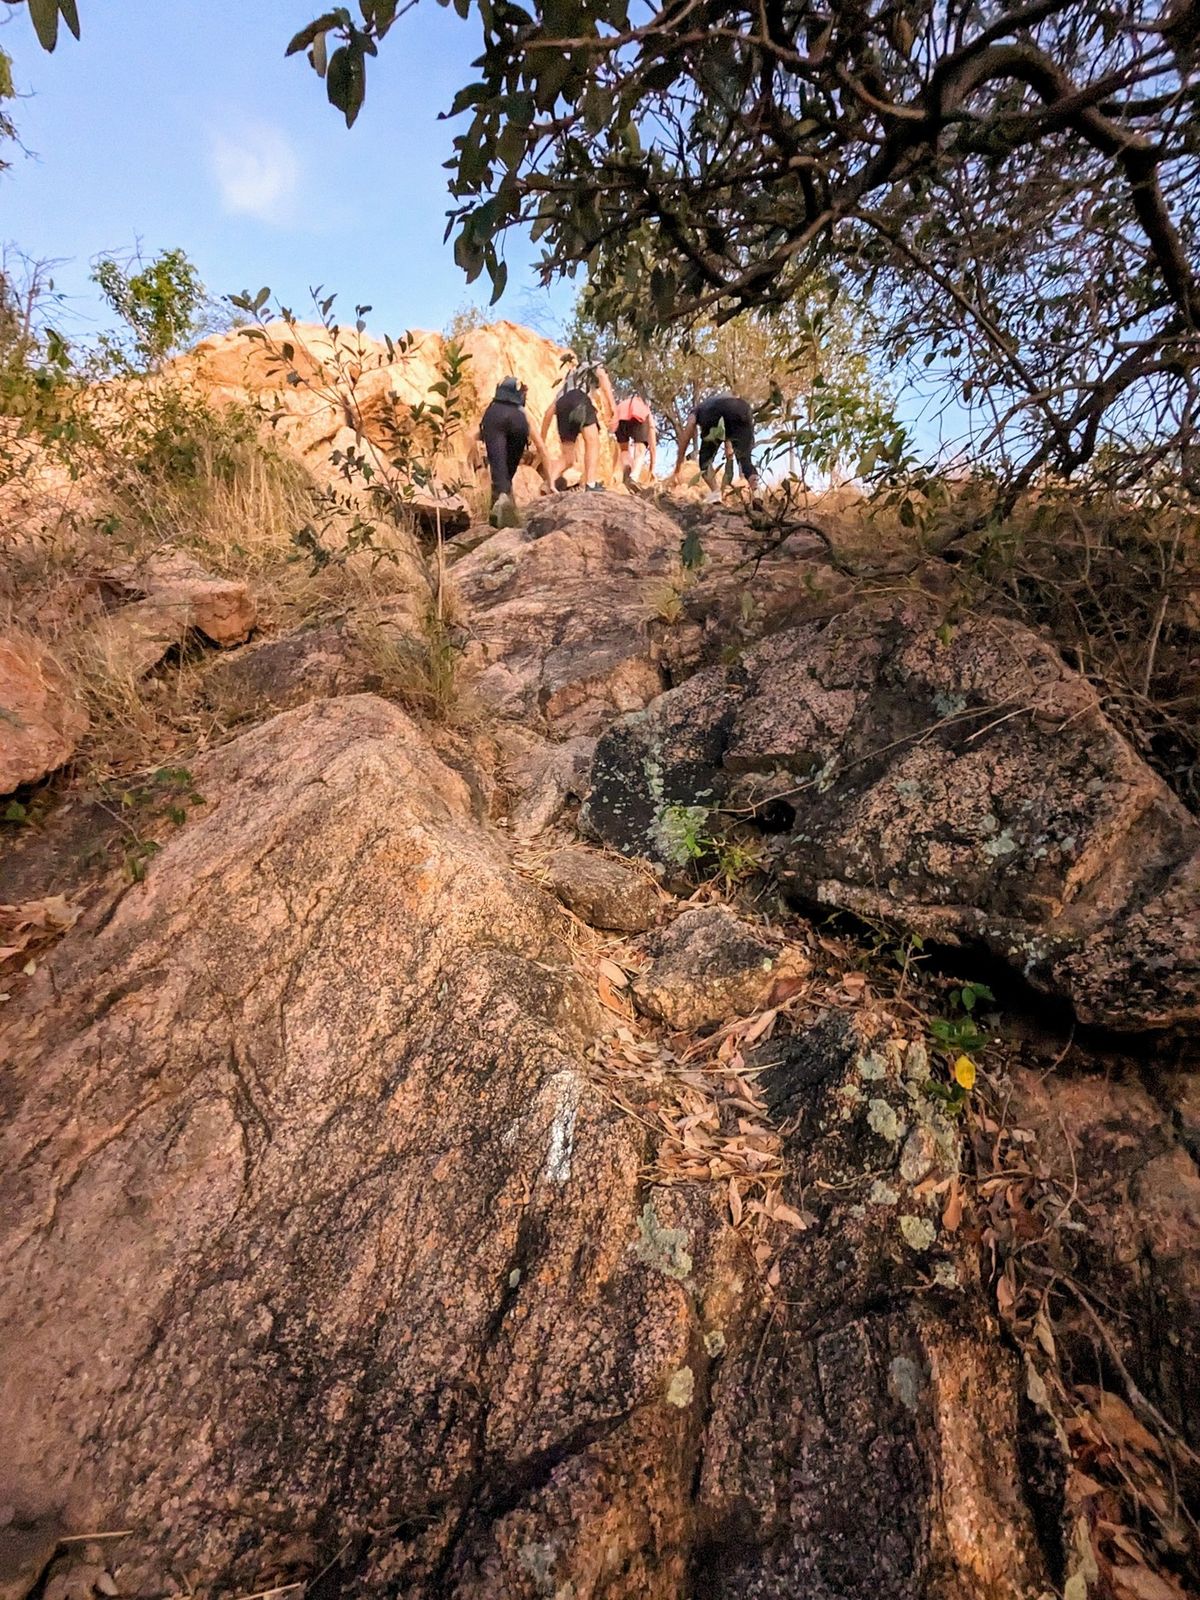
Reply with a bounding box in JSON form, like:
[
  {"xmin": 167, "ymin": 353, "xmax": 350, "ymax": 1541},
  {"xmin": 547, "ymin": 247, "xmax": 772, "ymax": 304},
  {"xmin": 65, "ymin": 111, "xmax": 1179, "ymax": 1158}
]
[{"xmin": 2, "ymin": 457, "xmax": 1199, "ymax": 1600}]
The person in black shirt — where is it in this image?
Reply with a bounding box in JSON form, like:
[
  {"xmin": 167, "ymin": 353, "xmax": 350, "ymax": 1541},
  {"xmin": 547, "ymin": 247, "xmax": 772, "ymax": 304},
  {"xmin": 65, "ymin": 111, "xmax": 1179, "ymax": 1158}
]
[
  {"xmin": 674, "ymin": 394, "xmax": 761, "ymax": 504},
  {"xmin": 542, "ymin": 355, "xmax": 616, "ymax": 492},
  {"xmin": 478, "ymin": 376, "xmax": 552, "ymax": 527}
]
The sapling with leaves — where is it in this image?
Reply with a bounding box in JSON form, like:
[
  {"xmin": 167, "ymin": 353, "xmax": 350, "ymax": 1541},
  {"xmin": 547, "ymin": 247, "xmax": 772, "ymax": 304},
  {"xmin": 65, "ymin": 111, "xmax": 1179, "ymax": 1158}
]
[
  {"xmin": 225, "ymin": 285, "xmax": 472, "ymax": 620},
  {"xmin": 925, "ymin": 979, "xmax": 995, "ymax": 1115}
]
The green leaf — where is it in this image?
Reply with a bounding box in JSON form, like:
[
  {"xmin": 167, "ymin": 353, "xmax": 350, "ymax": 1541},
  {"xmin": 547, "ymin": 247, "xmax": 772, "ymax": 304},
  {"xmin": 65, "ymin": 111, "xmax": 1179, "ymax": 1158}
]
[
  {"xmin": 28, "ymin": 0, "xmax": 60, "ymax": 51},
  {"xmin": 58, "ymin": 0, "xmax": 81, "ymax": 39},
  {"xmin": 326, "ymin": 43, "xmax": 367, "ymax": 127}
]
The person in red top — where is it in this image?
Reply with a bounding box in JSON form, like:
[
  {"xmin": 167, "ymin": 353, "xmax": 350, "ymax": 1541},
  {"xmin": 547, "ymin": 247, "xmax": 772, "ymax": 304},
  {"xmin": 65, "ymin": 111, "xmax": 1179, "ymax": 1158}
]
[{"xmin": 613, "ymin": 393, "xmax": 657, "ymax": 487}]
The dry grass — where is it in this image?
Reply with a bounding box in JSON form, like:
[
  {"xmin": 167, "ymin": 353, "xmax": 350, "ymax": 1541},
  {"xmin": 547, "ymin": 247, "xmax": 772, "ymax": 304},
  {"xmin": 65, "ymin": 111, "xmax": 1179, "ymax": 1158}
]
[
  {"xmin": 351, "ymin": 606, "xmax": 470, "ymax": 726},
  {"xmin": 1, "ymin": 384, "xmax": 440, "ymax": 783}
]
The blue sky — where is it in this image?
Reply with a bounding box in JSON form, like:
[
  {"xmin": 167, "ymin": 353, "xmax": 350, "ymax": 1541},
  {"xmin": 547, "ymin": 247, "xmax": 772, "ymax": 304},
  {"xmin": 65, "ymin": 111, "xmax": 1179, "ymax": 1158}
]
[
  {"xmin": 0, "ymin": 2, "xmax": 968, "ymax": 459},
  {"xmin": 1, "ymin": 1, "xmax": 574, "ymax": 344}
]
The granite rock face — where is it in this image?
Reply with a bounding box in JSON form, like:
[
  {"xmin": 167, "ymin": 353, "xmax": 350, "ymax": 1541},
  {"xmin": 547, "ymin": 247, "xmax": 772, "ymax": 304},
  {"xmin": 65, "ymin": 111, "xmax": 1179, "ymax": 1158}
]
[
  {"xmin": 0, "ymin": 697, "xmax": 1057, "ymax": 1599},
  {"xmin": 0, "ymin": 633, "xmax": 87, "ymax": 794},
  {"xmin": 582, "ymin": 599, "xmax": 1200, "ymax": 1031}
]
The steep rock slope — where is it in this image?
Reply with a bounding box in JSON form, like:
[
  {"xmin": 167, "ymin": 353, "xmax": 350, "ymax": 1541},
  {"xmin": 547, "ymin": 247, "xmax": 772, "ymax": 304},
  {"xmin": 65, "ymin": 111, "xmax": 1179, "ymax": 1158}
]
[
  {"xmin": 2, "ymin": 492, "xmax": 1198, "ymax": 1600},
  {"xmin": 1, "ymin": 695, "xmax": 1050, "ymax": 1599}
]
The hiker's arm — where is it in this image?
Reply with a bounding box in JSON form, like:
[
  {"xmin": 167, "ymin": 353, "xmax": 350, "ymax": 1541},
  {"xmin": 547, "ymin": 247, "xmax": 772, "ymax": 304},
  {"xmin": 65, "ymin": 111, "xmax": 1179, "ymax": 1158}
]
[
  {"xmin": 528, "ymin": 418, "xmax": 553, "ymax": 482},
  {"xmin": 671, "ymin": 413, "xmax": 697, "ymax": 477},
  {"xmin": 647, "ymin": 416, "xmax": 658, "ymax": 476},
  {"xmin": 596, "ymin": 367, "xmax": 616, "ymax": 424}
]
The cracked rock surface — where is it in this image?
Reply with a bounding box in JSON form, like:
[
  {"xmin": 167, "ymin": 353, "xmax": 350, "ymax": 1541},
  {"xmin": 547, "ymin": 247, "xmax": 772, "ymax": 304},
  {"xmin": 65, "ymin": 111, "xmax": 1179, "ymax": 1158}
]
[
  {"xmin": 582, "ymin": 597, "xmax": 1200, "ymax": 1031},
  {"xmin": 0, "ymin": 696, "xmax": 1061, "ymax": 1599}
]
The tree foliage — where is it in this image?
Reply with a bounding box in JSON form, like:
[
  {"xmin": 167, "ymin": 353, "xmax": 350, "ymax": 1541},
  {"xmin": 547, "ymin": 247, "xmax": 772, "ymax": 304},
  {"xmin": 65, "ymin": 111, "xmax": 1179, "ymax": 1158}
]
[
  {"xmin": 566, "ymin": 282, "xmax": 899, "ymax": 472},
  {"xmin": 91, "ymin": 248, "xmax": 208, "ymax": 372},
  {"xmin": 19, "ymin": 0, "xmax": 1200, "ymax": 488},
  {"xmin": 0, "ymin": 46, "xmax": 16, "ymax": 168}
]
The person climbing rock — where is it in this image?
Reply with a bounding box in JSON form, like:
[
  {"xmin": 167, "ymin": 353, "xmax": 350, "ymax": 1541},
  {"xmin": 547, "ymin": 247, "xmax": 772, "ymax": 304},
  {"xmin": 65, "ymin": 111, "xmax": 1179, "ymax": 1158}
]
[
  {"xmin": 673, "ymin": 394, "xmax": 761, "ymax": 505},
  {"xmin": 543, "ymin": 353, "xmax": 616, "ymax": 493},
  {"xmin": 479, "ymin": 376, "xmax": 551, "ymax": 528},
  {"xmin": 613, "ymin": 393, "xmax": 657, "ymax": 487}
]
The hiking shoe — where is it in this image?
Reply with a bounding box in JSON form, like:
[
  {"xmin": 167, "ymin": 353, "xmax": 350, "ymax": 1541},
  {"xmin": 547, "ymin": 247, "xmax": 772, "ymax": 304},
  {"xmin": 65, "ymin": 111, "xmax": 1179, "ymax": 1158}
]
[
  {"xmin": 490, "ymin": 493, "xmax": 522, "ymax": 529},
  {"xmin": 585, "ymin": 482, "xmax": 605, "ymax": 492},
  {"xmin": 705, "ymin": 489, "xmax": 723, "ymax": 506},
  {"xmin": 554, "ymin": 475, "xmax": 571, "ymax": 492}
]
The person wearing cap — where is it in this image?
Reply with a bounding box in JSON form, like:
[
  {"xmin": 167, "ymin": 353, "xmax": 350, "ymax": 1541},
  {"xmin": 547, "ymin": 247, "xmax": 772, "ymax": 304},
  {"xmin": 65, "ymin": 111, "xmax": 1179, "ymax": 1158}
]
[{"xmin": 479, "ymin": 375, "xmax": 552, "ymax": 527}]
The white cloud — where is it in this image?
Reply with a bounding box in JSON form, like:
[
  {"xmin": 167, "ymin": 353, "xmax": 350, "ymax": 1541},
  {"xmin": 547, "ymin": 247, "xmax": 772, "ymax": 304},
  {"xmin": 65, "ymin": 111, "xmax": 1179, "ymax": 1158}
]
[{"xmin": 209, "ymin": 119, "xmax": 299, "ymax": 225}]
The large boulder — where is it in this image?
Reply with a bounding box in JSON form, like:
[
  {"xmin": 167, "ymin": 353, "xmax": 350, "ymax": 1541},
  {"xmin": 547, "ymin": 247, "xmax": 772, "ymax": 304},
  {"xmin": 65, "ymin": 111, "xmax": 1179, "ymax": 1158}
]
[
  {"xmin": 102, "ymin": 550, "xmax": 257, "ymax": 648},
  {"xmin": 202, "ymin": 624, "xmax": 375, "ymax": 718},
  {"xmin": 174, "ymin": 319, "xmax": 617, "ymax": 501},
  {"xmin": 452, "ymin": 493, "xmax": 681, "ymax": 734},
  {"xmin": 0, "ymin": 634, "xmax": 87, "ymax": 794},
  {"xmin": 82, "ymin": 551, "xmax": 260, "ymax": 681},
  {"xmin": 581, "ymin": 598, "xmax": 1200, "ymax": 1031},
  {"xmin": 0, "ymin": 696, "xmax": 690, "ymax": 1596},
  {"xmin": 0, "ymin": 695, "xmax": 1058, "ymax": 1599}
]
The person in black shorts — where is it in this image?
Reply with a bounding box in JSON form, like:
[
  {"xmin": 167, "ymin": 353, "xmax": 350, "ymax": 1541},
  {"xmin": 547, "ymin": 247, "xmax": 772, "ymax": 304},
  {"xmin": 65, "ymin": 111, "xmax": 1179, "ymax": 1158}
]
[
  {"xmin": 478, "ymin": 376, "xmax": 552, "ymax": 527},
  {"xmin": 543, "ymin": 355, "xmax": 616, "ymax": 491},
  {"xmin": 674, "ymin": 394, "xmax": 760, "ymax": 503}
]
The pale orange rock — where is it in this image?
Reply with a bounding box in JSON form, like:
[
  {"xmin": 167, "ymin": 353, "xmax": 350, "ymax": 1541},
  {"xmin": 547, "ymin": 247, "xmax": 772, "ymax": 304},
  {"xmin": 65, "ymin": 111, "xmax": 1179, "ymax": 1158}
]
[{"xmin": 0, "ymin": 634, "xmax": 87, "ymax": 794}]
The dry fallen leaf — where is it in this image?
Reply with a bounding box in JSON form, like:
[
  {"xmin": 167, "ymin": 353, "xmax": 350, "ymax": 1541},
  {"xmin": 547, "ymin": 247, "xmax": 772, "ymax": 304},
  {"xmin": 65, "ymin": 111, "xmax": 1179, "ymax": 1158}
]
[
  {"xmin": 1110, "ymin": 1564, "xmax": 1191, "ymax": 1600},
  {"xmin": 741, "ymin": 1007, "xmax": 778, "ymax": 1046},
  {"xmin": 941, "ymin": 1178, "xmax": 964, "ymax": 1233},
  {"xmin": 772, "ymin": 1202, "xmax": 809, "ymax": 1230},
  {"xmin": 1080, "ymin": 1388, "xmax": 1164, "ymax": 1461},
  {"xmin": 995, "ymin": 1272, "xmax": 1016, "ymax": 1318}
]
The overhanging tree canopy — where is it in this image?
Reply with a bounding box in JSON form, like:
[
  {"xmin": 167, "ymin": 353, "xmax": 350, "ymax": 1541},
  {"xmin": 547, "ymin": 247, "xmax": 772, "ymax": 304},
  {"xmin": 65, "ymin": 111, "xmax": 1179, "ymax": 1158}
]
[{"xmin": 18, "ymin": 0, "xmax": 1200, "ymax": 484}]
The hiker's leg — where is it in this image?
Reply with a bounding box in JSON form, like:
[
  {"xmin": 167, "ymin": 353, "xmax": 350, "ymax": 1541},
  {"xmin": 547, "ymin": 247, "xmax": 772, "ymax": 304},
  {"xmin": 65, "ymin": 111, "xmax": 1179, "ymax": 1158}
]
[
  {"xmin": 482, "ymin": 416, "xmax": 515, "ymax": 496},
  {"xmin": 582, "ymin": 423, "xmax": 600, "ymax": 486}
]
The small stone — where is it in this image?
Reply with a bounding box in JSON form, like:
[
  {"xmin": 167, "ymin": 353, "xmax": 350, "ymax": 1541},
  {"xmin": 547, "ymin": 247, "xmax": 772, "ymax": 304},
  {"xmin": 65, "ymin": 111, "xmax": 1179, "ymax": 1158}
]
[
  {"xmin": 632, "ymin": 906, "xmax": 808, "ymax": 1031},
  {"xmin": 665, "ymin": 1366, "xmax": 695, "ymax": 1408},
  {"xmin": 900, "ymin": 1214, "xmax": 937, "ymax": 1252},
  {"xmin": 539, "ymin": 844, "xmax": 660, "ymax": 932}
]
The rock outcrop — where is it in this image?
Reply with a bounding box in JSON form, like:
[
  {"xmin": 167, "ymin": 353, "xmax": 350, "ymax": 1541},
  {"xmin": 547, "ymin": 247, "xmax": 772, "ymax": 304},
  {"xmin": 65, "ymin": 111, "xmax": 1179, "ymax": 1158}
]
[
  {"xmin": 453, "ymin": 493, "xmax": 681, "ymax": 734},
  {"xmin": 0, "ymin": 633, "xmax": 87, "ymax": 794},
  {"xmin": 202, "ymin": 624, "xmax": 376, "ymax": 718},
  {"xmin": 0, "ymin": 696, "xmax": 1061, "ymax": 1599},
  {"xmin": 84, "ymin": 551, "xmax": 258, "ymax": 679},
  {"xmin": 582, "ymin": 598, "xmax": 1200, "ymax": 1031},
  {"xmin": 176, "ymin": 318, "xmax": 616, "ymax": 502},
  {"xmin": 103, "ymin": 551, "xmax": 257, "ymax": 648}
]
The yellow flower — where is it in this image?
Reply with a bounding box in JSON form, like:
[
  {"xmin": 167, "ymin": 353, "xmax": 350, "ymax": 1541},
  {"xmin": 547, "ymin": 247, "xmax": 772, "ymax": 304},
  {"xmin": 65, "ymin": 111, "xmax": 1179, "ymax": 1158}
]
[{"xmin": 953, "ymin": 1055, "xmax": 977, "ymax": 1090}]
